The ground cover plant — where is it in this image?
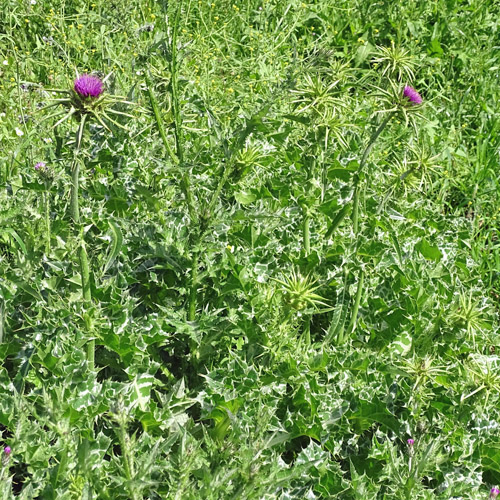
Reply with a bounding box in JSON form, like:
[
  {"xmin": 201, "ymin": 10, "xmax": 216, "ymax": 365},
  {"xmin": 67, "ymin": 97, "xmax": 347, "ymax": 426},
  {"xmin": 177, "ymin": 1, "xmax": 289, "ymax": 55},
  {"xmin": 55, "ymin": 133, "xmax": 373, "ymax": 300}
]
[{"xmin": 1, "ymin": 0, "xmax": 500, "ymax": 497}]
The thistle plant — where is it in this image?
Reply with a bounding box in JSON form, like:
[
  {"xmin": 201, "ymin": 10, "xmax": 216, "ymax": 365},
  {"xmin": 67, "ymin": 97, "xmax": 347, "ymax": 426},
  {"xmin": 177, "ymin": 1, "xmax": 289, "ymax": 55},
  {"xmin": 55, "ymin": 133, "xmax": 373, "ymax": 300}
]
[
  {"xmin": 274, "ymin": 268, "xmax": 330, "ymax": 314},
  {"xmin": 42, "ymin": 73, "xmax": 134, "ymax": 132},
  {"xmin": 449, "ymin": 291, "xmax": 491, "ymax": 348},
  {"xmin": 40, "ymin": 72, "xmax": 134, "ymax": 368},
  {"xmin": 461, "ymin": 355, "xmax": 500, "ymax": 410},
  {"xmin": 344, "ymin": 81, "xmax": 424, "ymax": 341},
  {"xmin": 290, "ymin": 67, "xmax": 352, "ymax": 254}
]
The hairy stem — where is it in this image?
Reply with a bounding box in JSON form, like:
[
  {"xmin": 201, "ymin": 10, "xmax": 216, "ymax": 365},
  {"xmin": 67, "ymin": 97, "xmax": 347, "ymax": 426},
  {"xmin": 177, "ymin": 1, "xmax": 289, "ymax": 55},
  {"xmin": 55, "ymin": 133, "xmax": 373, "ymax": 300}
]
[
  {"xmin": 170, "ymin": 0, "xmax": 196, "ymax": 221},
  {"xmin": 71, "ymin": 115, "xmax": 94, "ymax": 368},
  {"xmin": 347, "ymin": 113, "xmax": 393, "ymax": 337},
  {"xmin": 117, "ymin": 415, "xmax": 139, "ymax": 500},
  {"xmin": 302, "ymin": 211, "xmax": 310, "ymax": 255},
  {"xmin": 169, "ymin": 0, "xmax": 200, "ymax": 321},
  {"xmin": 44, "ymin": 190, "xmax": 51, "ymax": 254},
  {"xmin": 144, "ymin": 71, "xmax": 179, "ymax": 166},
  {"xmin": 347, "ymin": 269, "xmax": 365, "ymax": 335},
  {"xmin": 188, "ymin": 250, "xmax": 199, "ymax": 322},
  {"xmin": 351, "ymin": 112, "xmax": 393, "ymax": 234}
]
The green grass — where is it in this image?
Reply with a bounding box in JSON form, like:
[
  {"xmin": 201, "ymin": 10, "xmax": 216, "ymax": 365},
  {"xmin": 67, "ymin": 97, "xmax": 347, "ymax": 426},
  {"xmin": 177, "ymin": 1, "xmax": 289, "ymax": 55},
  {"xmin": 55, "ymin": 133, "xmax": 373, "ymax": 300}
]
[{"xmin": 1, "ymin": 0, "xmax": 500, "ymax": 498}]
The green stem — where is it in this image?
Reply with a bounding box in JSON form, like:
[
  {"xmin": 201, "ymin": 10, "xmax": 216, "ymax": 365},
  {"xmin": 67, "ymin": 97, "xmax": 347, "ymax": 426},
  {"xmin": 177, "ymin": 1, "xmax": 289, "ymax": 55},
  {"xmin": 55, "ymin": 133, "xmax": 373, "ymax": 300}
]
[
  {"xmin": 188, "ymin": 250, "xmax": 199, "ymax": 322},
  {"xmin": 352, "ymin": 181, "xmax": 361, "ymax": 236},
  {"xmin": 71, "ymin": 116, "xmax": 94, "ymax": 369},
  {"xmin": 303, "ymin": 211, "xmax": 310, "ymax": 255},
  {"xmin": 169, "ymin": 0, "xmax": 196, "ymax": 223},
  {"xmin": 168, "ymin": 0, "xmax": 200, "ymax": 321},
  {"xmin": 44, "ymin": 190, "xmax": 51, "ymax": 254},
  {"xmin": 325, "ymin": 204, "xmax": 350, "ymax": 240},
  {"xmin": 117, "ymin": 417, "xmax": 139, "ymax": 500},
  {"xmin": 351, "ymin": 112, "xmax": 394, "ymax": 234},
  {"xmin": 70, "ymin": 159, "xmax": 80, "ymax": 223},
  {"xmin": 345, "ymin": 114, "xmax": 393, "ymax": 341},
  {"xmin": 70, "ymin": 115, "xmax": 87, "ymax": 223},
  {"xmin": 347, "ymin": 269, "xmax": 364, "ymax": 335},
  {"xmin": 144, "ymin": 71, "xmax": 179, "ymax": 166}
]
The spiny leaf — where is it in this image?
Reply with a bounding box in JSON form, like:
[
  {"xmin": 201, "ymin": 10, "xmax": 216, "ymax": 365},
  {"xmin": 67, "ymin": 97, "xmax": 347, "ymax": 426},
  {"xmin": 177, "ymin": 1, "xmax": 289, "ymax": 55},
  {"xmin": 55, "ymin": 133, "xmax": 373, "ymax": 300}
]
[{"xmin": 103, "ymin": 220, "xmax": 123, "ymax": 274}]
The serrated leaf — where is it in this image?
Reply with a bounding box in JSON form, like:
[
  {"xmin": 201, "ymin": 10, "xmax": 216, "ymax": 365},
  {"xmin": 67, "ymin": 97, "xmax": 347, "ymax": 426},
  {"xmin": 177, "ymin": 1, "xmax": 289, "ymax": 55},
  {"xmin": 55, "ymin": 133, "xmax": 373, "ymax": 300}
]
[{"xmin": 130, "ymin": 373, "xmax": 155, "ymax": 412}]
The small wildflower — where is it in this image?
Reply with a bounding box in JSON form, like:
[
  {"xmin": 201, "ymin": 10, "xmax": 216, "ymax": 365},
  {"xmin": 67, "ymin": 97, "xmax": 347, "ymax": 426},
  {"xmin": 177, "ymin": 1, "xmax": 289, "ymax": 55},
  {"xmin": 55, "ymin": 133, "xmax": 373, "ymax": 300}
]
[
  {"xmin": 74, "ymin": 74, "xmax": 103, "ymax": 98},
  {"xmin": 35, "ymin": 161, "xmax": 46, "ymax": 170},
  {"xmin": 2, "ymin": 446, "xmax": 11, "ymax": 466},
  {"xmin": 491, "ymin": 488, "xmax": 500, "ymax": 499},
  {"xmin": 407, "ymin": 438, "xmax": 414, "ymax": 446},
  {"xmin": 403, "ymin": 85, "xmax": 422, "ymax": 105},
  {"xmin": 2, "ymin": 60, "xmax": 8, "ymax": 66},
  {"xmin": 15, "ymin": 127, "xmax": 24, "ymax": 137}
]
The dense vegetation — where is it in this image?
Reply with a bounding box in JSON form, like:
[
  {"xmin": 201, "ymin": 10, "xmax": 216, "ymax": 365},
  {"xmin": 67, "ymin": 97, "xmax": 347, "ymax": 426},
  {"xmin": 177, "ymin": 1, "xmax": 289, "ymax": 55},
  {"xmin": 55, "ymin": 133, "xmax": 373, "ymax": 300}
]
[{"xmin": 1, "ymin": 0, "xmax": 500, "ymax": 497}]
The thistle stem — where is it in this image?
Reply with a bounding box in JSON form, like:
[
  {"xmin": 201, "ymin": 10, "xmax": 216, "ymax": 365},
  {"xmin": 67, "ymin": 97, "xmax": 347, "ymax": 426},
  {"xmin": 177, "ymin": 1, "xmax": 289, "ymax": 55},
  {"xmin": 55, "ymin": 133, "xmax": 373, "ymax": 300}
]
[
  {"xmin": 351, "ymin": 112, "xmax": 393, "ymax": 234},
  {"xmin": 347, "ymin": 269, "xmax": 364, "ymax": 335},
  {"xmin": 346, "ymin": 113, "xmax": 393, "ymax": 338},
  {"xmin": 44, "ymin": 190, "xmax": 51, "ymax": 254},
  {"xmin": 188, "ymin": 250, "xmax": 199, "ymax": 322},
  {"xmin": 303, "ymin": 211, "xmax": 310, "ymax": 255},
  {"xmin": 169, "ymin": 0, "xmax": 200, "ymax": 322},
  {"xmin": 70, "ymin": 160, "xmax": 80, "ymax": 223},
  {"xmin": 170, "ymin": 0, "xmax": 196, "ymax": 221},
  {"xmin": 117, "ymin": 415, "xmax": 139, "ymax": 500},
  {"xmin": 71, "ymin": 115, "xmax": 94, "ymax": 369},
  {"xmin": 144, "ymin": 71, "xmax": 179, "ymax": 166}
]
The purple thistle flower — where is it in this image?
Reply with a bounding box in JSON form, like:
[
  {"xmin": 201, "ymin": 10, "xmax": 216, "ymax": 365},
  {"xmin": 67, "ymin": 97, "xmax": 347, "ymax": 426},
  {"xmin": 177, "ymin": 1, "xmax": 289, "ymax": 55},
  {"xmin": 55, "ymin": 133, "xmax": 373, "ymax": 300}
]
[
  {"xmin": 403, "ymin": 85, "xmax": 422, "ymax": 105},
  {"xmin": 4, "ymin": 446, "xmax": 11, "ymax": 456},
  {"xmin": 491, "ymin": 487, "xmax": 500, "ymax": 499},
  {"xmin": 35, "ymin": 161, "xmax": 46, "ymax": 170},
  {"xmin": 74, "ymin": 74, "xmax": 104, "ymax": 98},
  {"xmin": 407, "ymin": 438, "xmax": 414, "ymax": 446}
]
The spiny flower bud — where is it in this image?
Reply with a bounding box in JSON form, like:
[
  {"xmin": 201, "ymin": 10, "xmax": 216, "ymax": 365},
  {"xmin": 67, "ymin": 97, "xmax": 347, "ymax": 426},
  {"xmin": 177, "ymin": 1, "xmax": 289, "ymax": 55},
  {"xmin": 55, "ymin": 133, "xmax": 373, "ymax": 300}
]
[
  {"xmin": 2, "ymin": 446, "xmax": 11, "ymax": 466},
  {"xmin": 490, "ymin": 487, "xmax": 500, "ymax": 499},
  {"xmin": 407, "ymin": 438, "xmax": 415, "ymax": 446}
]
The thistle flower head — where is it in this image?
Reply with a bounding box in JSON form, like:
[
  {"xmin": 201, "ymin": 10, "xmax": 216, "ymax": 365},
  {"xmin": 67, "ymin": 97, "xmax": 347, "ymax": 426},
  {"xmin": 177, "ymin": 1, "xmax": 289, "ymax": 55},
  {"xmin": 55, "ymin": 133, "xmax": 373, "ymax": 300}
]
[
  {"xmin": 4, "ymin": 446, "xmax": 11, "ymax": 456},
  {"xmin": 407, "ymin": 438, "xmax": 415, "ymax": 446},
  {"xmin": 273, "ymin": 269, "xmax": 330, "ymax": 312},
  {"xmin": 37, "ymin": 70, "xmax": 136, "ymax": 133},
  {"xmin": 403, "ymin": 85, "xmax": 422, "ymax": 105},
  {"xmin": 74, "ymin": 74, "xmax": 104, "ymax": 98},
  {"xmin": 491, "ymin": 487, "xmax": 500, "ymax": 499},
  {"xmin": 35, "ymin": 161, "xmax": 46, "ymax": 170}
]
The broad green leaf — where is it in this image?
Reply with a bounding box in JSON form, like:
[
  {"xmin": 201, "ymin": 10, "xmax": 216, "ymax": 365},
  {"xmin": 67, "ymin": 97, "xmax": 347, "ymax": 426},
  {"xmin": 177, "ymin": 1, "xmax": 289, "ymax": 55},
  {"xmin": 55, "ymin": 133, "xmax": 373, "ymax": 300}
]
[{"xmin": 416, "ymin": 239, "xmax": 442, "ymax": 262}]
